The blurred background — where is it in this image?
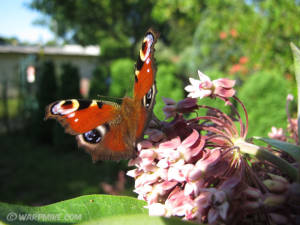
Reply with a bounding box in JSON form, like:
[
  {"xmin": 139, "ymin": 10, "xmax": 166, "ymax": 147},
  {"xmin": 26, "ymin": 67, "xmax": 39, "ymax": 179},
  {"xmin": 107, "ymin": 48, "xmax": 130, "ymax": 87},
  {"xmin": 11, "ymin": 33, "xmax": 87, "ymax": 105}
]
[{"xmin": 0, "ymin": 0, "xmax": 300, "ymax": 206}]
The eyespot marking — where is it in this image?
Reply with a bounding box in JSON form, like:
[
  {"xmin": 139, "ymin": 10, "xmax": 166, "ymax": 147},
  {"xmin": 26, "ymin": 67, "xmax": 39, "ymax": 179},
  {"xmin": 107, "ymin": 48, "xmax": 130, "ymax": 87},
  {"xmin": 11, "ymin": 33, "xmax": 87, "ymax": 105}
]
[
  {"xmin": 142, "ymin": 84, "xmax": 156, "ymax": 109},
  {"xmin": 51, "ymin": 100, "xmax": 79, "ymax": 115},
  {"xmin": 82, "ymin": 125, "xmax": 107, "ymax": 144}
]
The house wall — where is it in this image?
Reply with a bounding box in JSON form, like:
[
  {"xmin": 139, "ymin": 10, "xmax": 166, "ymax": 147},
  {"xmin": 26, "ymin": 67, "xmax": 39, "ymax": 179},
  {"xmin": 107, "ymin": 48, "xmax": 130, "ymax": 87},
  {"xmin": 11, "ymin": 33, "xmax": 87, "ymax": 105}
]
[{"xmin": 0, "ymin": 52, "xmax": 99, "ymax": 98}]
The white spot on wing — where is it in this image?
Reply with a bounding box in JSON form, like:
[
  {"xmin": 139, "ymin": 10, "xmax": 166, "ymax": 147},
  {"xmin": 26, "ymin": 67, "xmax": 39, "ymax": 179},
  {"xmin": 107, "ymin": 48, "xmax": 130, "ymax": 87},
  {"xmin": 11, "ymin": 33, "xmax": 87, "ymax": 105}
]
[
  {"xmin": 68, "ymin": 112, "xmax": 75, "ymax": 118},
  {"xmin": 143, "ymin": 34, "xmax": 154, "ymax": 61}
]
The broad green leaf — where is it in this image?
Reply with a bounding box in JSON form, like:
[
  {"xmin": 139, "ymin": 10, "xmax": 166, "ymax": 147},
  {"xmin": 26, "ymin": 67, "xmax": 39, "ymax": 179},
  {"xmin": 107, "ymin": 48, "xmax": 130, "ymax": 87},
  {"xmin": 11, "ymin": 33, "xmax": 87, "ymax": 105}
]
[
  {"xmin": 256, "ymin": 137, "xmax": 300, "ymax": 161},
  {"xmin": 0, "ymin": 195, "xmax": 147, "ymax": 225},
  {"xmin": 77, "ymin": 214, "xmax": 199, "ymax": 225}
]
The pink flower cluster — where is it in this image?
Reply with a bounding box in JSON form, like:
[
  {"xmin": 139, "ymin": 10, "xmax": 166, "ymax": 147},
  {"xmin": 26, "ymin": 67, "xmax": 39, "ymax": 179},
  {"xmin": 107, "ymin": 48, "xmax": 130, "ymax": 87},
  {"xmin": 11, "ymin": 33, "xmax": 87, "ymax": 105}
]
[
  {"xmin": 127, "ymin": 71, "xmax": 252, "ymax": 224},
  {"xmin": 127, "ymin": 124, "xmax": 242, "ymax": 223},
  {"xmin": 127, "ymin": 71, "xmax": 300, "ymax": 224}
]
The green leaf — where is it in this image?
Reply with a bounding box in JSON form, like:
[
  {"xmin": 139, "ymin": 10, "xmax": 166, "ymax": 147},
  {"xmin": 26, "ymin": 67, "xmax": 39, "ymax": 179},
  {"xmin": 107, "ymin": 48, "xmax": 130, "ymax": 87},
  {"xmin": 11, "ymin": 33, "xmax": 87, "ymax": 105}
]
[
  {"xmin": 256, "ymin": 137, "xmax": 300, "ymax": 161},
  {"xmin": 290, "ymin": 43, "xmax": 300, "ymax": 118},
  {"xmin": 0, "ymin": 195, "xmax": 147, "ymax": 225},
  {"xmin": 77, "ymin": 214, "xmax": 199, "ymax": 225}
]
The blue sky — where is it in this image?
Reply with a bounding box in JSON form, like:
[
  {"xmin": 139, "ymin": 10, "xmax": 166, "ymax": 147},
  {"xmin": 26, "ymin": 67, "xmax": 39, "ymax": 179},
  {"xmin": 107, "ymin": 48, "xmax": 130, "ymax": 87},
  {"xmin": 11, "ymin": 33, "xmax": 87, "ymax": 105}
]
[{"xmin": 0, "ymin": 0, "xmax": 54, "ymax": 44}]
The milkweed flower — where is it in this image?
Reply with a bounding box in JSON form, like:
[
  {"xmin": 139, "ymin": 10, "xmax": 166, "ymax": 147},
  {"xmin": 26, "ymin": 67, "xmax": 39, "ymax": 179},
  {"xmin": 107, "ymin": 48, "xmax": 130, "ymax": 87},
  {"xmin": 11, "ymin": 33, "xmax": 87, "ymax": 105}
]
[
  {"xmin": 162, "ymin": 97, "xmax": 198, "ymax": 119},
  {"xmin": 128, "ymin": 70, "xmax": 299, "ymax": 224},
  {"xmin": 268, "ymin": 127, "xmax": 286, "ymax": 141},
  {"xmin": 267, "ymin": 94, "xmax": 298, "ymax": 144},
  {"xmin": 184, "ymin": 70, "xmax": 236, "ymax": 99},
  {"xmin": 128, "ymin": 70, "xmax": 249, "ymax": 223}
]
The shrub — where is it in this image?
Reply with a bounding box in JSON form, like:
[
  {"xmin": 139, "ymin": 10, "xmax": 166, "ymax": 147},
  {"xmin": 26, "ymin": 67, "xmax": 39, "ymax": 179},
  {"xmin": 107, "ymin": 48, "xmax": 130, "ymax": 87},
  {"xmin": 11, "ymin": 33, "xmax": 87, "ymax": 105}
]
[
  {"xmin": 58, "ymin": 63, "xmax": 81, "ymax": 99},
  {"xmin": 109, "ymin": 58, "xmax": 135, "ymax": 98},
  {"xmin": 53, "ymin": 63, "xmax": 80, "ymax": 150},
  {"xmin": 154, "ymin": 63, "xmax": 184, "ymax": 120},
  {"xmin": 32, "ymin": 60, "xmax": 58, "ymax": 144},
  {"xmin": 88, "ymin": 65, "xmax": 110, "ymax": 99},
  {"xmin": 238, "ymin": 71, "xmax": 288, "ymax": 137}
]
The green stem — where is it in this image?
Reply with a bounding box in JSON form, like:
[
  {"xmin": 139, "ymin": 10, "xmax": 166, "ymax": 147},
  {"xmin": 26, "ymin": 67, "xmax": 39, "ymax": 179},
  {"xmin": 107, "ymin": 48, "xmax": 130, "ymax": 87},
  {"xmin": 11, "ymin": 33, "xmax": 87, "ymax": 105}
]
[{"xmin": 234, "ymin": 139, "xmax": 298, "ymax": 181}]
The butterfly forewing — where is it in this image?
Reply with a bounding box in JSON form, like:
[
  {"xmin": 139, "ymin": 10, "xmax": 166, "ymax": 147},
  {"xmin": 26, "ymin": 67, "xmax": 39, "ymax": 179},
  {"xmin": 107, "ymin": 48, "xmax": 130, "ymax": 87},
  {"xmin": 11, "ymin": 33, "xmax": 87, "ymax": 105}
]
[
  {"xmin": 45, "ymin": 99, "xmax": 120, "ymax": 135},
  {"xmin": 133, "ymin": 29, "xmax": 159, "ymax": 103}
]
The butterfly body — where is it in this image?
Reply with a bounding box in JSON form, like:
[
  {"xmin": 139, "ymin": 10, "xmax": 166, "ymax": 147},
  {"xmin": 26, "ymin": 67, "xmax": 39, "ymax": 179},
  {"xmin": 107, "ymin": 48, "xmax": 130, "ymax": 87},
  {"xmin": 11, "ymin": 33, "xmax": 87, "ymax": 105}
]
[{"xmin": 45, "ymin": 29, "xmax": 159, "ymax": 161}]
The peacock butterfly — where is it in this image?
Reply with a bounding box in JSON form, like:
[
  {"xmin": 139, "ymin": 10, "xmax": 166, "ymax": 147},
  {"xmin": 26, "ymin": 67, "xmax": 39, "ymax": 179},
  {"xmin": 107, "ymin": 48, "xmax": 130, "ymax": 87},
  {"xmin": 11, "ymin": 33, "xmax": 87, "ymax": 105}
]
[{"xmin": 45, "ymin": 28, "xmax": 159, "ymax": 161}]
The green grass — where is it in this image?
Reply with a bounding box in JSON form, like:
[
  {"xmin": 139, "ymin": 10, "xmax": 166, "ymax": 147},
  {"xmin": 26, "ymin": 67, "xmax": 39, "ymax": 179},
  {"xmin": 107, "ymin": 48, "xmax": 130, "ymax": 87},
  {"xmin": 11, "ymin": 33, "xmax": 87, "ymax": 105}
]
[{"xmin": 0, "ymin": 132, "xmax": 133, "ymax": 206}]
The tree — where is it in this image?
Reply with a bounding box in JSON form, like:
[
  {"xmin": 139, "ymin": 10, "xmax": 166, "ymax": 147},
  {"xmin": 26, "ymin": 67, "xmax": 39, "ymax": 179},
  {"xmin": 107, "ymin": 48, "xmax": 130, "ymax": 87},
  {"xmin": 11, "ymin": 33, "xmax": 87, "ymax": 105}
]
[
  {"xmin": 58, "ymin": 63, "xmax": 81, "ymax": 99},
  {"xmin": 53, "ymin": 63, "xmax": 81, "ymax": 150},
  {"xmin": 33, "ymin": 60, "xmax": 58, "ymax": 144},
  {"xmin": 29, "ymin": 0, "xmax": 164, "ymax": 56},
  {"xmin": 88, "ymin": 65, "xmax": 110, "ymax": 99}
]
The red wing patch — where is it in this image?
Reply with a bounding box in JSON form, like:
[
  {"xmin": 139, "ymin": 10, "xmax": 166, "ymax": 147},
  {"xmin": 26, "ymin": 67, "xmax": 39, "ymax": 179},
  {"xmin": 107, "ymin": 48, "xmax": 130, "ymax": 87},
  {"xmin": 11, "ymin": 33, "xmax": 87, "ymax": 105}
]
[{"xmin": 45, "ymin": 99, "xmax": 120, "ymax": 135}]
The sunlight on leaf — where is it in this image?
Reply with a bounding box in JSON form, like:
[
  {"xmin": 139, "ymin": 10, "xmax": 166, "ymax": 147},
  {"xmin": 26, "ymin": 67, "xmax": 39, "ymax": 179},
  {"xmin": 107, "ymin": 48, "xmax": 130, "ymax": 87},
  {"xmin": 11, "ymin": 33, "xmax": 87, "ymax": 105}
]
[
  {"xmin": 256, "ymin": 137, "xmax": 300, "ymax": 161},
  {"xmin": 77, "ymin": 214, "xmax": 198, "ymax": 225},
  {"xmin": 0, "ymin": 195, "xmax": 147, "ymax": 225}
]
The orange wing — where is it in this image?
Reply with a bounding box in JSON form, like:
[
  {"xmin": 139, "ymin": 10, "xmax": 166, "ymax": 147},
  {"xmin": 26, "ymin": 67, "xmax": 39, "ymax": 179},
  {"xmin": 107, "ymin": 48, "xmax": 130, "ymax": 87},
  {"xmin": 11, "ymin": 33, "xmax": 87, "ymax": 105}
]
[
  {"xmin": 45, "ymin": 99, "xmax": 120, "ymax": 135},
  {"xmin": 134, "ymin": 28, "xmax": 159, "ymax": 101}
]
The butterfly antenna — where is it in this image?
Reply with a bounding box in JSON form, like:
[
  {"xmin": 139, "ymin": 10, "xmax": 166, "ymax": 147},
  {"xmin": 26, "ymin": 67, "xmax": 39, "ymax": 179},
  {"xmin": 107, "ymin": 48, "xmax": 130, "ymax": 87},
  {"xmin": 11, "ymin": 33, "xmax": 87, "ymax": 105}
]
[{"xmin": 97, "ymin": 94, "xmax": 123, "ymax": 101}]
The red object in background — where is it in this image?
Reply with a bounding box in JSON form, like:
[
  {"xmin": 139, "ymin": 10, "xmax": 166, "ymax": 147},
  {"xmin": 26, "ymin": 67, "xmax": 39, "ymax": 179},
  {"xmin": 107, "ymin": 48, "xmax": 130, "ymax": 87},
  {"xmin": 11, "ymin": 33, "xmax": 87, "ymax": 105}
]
[
  {"xmin": 230, "ymin": 29, "xmax": 238, "ymax": 38},
  {"xmin": 219, "ymin": 31, "xmax": 227, "ymax": 40},
  {"xmin": 80, "ymin": 78, "xmax": 90, "ymax": 97},
  {"xmin": 239, "ymin": 56, "xmax": 248, "ymax": 64}
]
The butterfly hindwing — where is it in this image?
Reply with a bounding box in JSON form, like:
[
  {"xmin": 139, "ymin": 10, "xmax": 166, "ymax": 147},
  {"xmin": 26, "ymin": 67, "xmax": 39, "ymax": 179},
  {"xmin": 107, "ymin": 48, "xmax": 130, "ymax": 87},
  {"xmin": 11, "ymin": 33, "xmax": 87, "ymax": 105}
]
[{"xmin": 76, "ymin": 121, "xmax": 133, "ymax": 161}]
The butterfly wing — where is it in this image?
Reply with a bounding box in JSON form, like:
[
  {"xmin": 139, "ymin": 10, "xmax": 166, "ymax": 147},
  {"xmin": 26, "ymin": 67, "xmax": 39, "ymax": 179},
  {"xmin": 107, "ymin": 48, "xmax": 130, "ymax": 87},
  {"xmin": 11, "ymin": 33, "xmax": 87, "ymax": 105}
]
[
  {"xmin": 133, "ymin": 28, "xmax": 159, "ymax": 139},
  {"xmin": 134, "ymin": 28, "xmax": 159, "ymax": 105},
  {"xmin": 45, "ymin": 99, "xmax": 120, "ymax": 135}
]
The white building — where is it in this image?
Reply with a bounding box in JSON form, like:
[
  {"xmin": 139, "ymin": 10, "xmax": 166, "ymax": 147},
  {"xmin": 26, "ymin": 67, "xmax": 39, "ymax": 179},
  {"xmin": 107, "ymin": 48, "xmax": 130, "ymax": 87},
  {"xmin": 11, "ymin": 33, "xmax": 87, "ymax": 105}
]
[{"xmin": 0, "ymin": 44, "xmax": 100, "ymax": 97}]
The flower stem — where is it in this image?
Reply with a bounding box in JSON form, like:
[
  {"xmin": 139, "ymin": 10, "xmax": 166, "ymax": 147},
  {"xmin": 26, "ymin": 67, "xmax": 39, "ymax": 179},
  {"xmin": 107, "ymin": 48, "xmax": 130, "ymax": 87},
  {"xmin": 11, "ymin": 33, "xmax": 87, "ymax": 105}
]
[
  {"xmin": 234, "ymin": 139, "xmax": 298, "ymax": 181},
  {"xmin": 233, "ymin": 96, "xmax": 249, "ymax": 138}
]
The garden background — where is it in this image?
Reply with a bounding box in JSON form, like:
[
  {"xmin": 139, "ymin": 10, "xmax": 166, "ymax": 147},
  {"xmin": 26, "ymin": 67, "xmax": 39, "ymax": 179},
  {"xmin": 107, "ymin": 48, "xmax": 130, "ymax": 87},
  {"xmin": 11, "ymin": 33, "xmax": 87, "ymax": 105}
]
[{"xmin": 0, "ymin": 0, "xmax": 300, "ymax": 206}]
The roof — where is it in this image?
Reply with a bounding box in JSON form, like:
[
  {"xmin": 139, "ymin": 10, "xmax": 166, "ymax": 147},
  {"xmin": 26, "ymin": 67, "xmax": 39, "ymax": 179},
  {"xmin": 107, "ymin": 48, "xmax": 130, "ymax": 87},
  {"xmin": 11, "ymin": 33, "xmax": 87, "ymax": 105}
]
[{"xmin": 0, "ymin": 44, "xmax": 100, "ymax": 56}]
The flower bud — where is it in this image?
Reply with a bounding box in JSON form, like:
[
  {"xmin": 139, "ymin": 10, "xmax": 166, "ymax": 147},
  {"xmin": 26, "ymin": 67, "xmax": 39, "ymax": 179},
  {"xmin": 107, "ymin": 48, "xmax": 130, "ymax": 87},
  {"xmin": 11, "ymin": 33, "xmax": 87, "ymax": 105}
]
[
  {"xmin": 176, "ymin": 98, "xmax": 198, "ymax": 114},
  {"xmin": 242, "ymin": 201, "xmax": 261, "ymax": 210},
  {"xmin": 263, "ymin": 179, "xmax": 288, "ymax": 193},
  {"xmin": 243, "ymin": 186, "xmax": 262, "ymax": 200},
  {"xmin": 268, "ymin": 173, "xmax": 288, "ymax": 183},
  {"xmin": 263, "ymin": 194, "xmax": 286, "ymax": 207}
]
